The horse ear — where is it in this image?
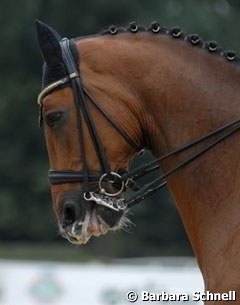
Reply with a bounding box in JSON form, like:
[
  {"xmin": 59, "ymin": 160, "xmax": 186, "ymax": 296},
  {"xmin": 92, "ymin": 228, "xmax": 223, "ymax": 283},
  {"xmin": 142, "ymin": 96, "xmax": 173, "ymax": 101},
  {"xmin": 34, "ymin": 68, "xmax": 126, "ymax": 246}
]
[{"xmin": 35, "ymin": 20, "xmax": 63, "ymax": 68}]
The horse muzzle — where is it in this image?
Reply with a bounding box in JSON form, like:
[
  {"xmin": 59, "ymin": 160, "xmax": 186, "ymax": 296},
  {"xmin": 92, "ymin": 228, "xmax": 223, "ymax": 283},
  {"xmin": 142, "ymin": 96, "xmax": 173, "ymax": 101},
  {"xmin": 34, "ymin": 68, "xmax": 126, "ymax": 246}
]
[{"xmin": 58, "ymin": 190, "xmax": 126, "ymax": 245}]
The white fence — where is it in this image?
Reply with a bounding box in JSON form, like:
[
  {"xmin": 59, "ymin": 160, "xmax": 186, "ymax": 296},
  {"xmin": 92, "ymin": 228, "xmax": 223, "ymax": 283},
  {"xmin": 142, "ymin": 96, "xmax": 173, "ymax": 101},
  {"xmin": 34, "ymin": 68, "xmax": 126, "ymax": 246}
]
[{"xmin": 0, "ymin": 258, "xmax": 204, "ymax": 305}]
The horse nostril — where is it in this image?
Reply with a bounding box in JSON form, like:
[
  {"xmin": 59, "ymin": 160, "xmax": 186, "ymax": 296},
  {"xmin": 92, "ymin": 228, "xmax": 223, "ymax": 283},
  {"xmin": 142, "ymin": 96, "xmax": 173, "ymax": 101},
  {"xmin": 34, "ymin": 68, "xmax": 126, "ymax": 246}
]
[{"xmin": 62, "ymin": 202, "xmax": 77, "ymax": 227}]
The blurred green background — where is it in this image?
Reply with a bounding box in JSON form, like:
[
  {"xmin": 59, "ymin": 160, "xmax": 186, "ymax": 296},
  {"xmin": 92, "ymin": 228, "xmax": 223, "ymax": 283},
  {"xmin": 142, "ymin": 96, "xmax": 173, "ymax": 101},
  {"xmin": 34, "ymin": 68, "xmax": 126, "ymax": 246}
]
[{"xmin": 1, "ymin": 0, "xmax": 240, "ymax": 261}]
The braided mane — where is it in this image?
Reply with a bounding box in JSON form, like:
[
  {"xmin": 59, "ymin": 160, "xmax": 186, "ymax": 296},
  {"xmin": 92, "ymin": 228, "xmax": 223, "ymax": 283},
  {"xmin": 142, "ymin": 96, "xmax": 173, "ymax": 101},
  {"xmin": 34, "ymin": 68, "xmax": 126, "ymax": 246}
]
[{"xmin": 100, "ymin": 21, "xmax": 237, "ymax": 63}]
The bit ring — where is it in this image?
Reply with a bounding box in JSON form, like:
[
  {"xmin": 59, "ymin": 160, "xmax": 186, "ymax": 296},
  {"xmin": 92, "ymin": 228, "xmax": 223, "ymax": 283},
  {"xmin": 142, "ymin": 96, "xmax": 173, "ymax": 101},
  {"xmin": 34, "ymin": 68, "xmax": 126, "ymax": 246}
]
[{"xmin": 99, "ymin": 172, "xmax": 124, "ymax": 197}]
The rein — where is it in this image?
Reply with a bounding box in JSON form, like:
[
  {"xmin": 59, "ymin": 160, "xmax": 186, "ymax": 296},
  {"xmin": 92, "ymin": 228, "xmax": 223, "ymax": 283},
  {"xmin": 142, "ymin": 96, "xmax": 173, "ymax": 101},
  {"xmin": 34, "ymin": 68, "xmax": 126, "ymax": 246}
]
[{"xmin": 38, "ymin": 38, "xmax": 240, "ymax": 212}]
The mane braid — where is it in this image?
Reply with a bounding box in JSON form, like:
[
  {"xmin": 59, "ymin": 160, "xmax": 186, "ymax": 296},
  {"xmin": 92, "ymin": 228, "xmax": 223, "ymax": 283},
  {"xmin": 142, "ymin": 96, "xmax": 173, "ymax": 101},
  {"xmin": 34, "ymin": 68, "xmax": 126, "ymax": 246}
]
[{"xmin": 99, "ymin": 21, "xmax": 239, "ymax": 64}]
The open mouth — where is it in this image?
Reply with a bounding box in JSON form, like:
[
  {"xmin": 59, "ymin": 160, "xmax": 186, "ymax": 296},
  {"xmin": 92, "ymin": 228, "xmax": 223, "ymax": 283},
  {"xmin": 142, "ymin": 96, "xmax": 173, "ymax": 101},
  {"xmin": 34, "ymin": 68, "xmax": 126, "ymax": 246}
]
[
  {"xmin": 60, "ymin": 209, "xmax": 109, "ymax": 245},
  {"xmin": 60, "ymin": 192, "xmax": 128, "ymax": 245}
]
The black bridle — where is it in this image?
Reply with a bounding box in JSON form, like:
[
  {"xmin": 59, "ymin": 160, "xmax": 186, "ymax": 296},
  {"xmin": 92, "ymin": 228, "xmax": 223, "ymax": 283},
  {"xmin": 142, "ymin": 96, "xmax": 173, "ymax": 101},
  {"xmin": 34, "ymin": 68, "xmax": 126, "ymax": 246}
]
[{"xmin": 38, "ymin": 38, "xmax": 240, "ymax": 211}]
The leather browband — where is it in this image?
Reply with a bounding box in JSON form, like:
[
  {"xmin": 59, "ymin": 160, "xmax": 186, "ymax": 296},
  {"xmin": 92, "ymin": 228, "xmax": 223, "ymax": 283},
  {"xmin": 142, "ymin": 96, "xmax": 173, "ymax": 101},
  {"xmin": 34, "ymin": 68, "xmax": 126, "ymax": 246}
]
[{"xmin": 37, "ymin": 72, "xmax": 79, "ymax": 106}]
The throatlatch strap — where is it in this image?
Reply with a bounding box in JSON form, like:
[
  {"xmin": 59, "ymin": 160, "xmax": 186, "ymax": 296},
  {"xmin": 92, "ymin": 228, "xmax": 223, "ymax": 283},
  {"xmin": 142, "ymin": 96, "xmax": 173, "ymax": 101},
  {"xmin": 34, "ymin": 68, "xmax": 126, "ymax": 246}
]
[{"xmin": 83, "ymin": 88, "xmax": 141, "ymax": 150}]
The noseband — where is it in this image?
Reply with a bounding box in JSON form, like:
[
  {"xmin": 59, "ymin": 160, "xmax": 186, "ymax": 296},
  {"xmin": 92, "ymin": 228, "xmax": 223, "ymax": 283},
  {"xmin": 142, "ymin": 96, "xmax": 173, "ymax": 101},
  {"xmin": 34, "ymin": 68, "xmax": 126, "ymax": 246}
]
[{"xmin": 38, "ymin": 38, "xmax": 240, "ymax": 212}]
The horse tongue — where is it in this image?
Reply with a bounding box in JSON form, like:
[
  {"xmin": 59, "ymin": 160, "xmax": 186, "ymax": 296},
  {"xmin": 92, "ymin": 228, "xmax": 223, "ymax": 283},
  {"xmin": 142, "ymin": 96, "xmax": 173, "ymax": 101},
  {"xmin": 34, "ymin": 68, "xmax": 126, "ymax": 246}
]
[{"xmin": 87, "ymin": 209, "xmax": 101, "ymax": 236}]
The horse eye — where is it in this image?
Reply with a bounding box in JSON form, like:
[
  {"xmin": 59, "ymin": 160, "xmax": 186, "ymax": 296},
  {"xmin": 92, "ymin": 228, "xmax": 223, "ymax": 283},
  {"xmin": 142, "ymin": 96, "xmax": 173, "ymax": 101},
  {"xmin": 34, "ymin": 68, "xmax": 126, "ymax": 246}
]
[{"xmin": 45, "ymin": 111, "xmax": 63, "ymax": 127}]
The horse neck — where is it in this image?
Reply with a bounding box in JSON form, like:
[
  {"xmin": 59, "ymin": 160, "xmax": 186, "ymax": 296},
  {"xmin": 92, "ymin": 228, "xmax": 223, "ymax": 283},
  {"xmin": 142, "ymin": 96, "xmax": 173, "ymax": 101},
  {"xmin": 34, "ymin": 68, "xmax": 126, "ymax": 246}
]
[
  {"xmin": 138, "ymin": 35, "xmax": 240, "ymax": 292},
  {"xmin": 80, "ymin": 33, "xmax": 240, "ymax": 292}
]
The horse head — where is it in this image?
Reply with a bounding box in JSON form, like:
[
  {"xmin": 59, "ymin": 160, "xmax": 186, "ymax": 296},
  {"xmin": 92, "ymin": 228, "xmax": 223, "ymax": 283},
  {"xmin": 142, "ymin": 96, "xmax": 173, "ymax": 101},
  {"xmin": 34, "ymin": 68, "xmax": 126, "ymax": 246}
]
[{"xmin": 36, "ymin": 20, "xmax": 146, "ymax": 244}]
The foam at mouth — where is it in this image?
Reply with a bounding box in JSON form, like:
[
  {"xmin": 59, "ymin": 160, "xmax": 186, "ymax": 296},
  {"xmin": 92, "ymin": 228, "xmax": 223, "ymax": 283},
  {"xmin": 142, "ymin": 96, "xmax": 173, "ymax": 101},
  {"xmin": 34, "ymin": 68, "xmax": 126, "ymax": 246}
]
[
  {"xmin": 81, "ymin": 210, "xmax": 91, "ymax": 236},
  {"xmin": 69, "ymin": 209, "xmax": 108, "ymax": 244},
  {"xmin": 64, "ymin": 212, "xmax": 92, "ymax": 245},
  {"xmin": 61, "ymin": 203, "xmax": 120, "ymax": 245}
]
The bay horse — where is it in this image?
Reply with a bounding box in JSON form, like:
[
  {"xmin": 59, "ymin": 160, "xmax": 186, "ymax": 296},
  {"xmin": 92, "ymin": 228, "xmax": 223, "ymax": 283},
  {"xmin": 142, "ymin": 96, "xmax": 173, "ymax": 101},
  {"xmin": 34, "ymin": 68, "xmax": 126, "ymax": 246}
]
[{"xmin": 36, "ymin": 20, "xmax": 240, "ymax": 300}]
